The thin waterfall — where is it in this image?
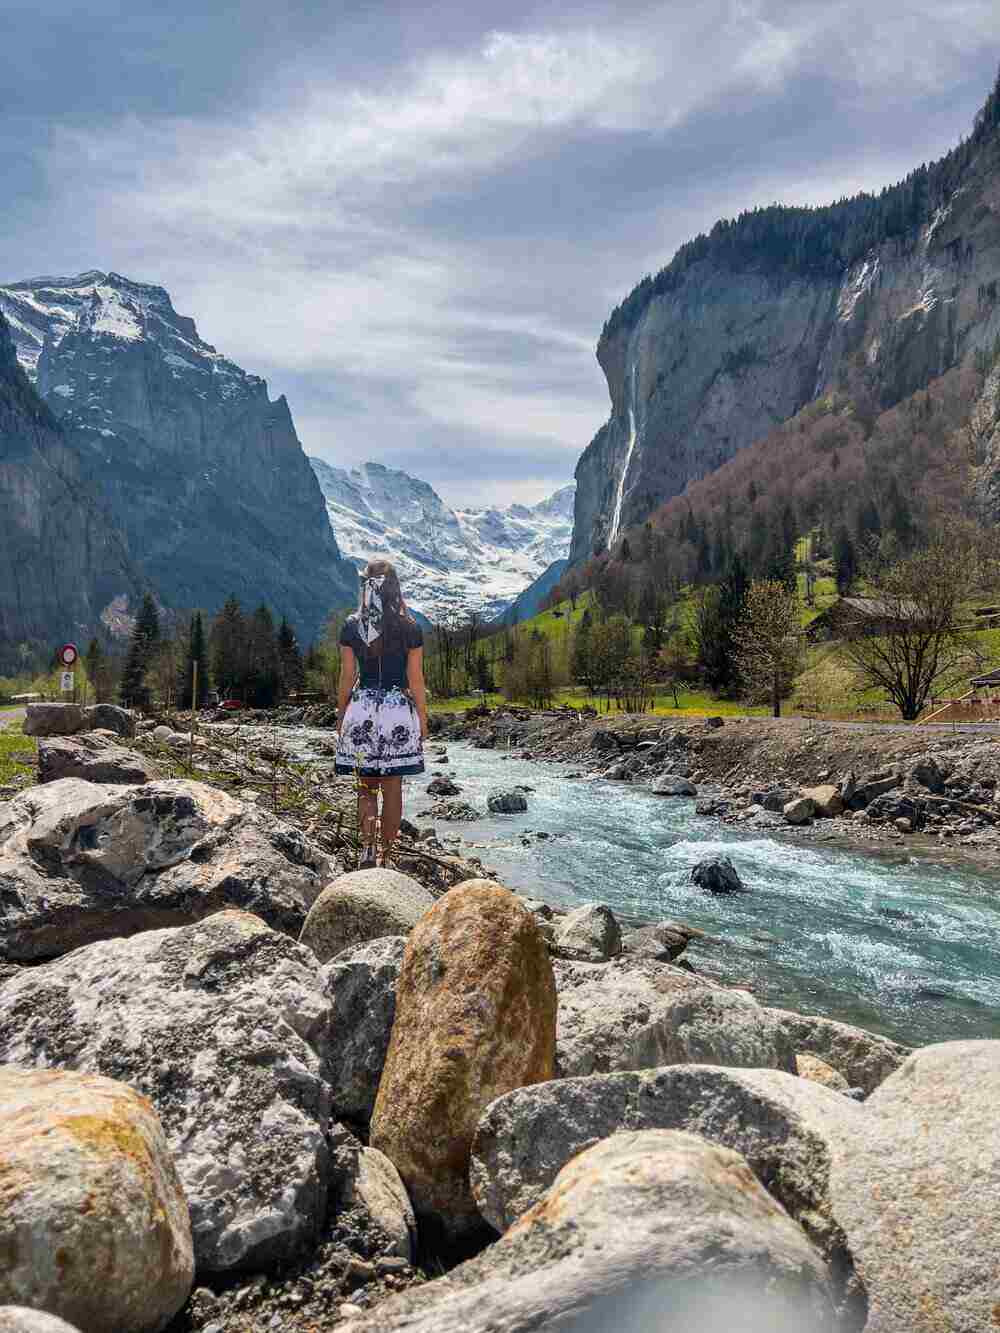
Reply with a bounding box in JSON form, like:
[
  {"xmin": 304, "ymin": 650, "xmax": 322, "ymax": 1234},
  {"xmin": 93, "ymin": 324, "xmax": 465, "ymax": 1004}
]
[{"xmin": 608, "ymin": 363, "xmax": 638, "ymax": 549}]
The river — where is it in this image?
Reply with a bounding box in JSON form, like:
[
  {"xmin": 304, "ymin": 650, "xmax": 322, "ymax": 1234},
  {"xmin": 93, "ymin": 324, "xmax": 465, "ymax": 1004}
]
[{"xmin": 279, "ymin": 727, "xmax": 1000, "ymax": 1049}]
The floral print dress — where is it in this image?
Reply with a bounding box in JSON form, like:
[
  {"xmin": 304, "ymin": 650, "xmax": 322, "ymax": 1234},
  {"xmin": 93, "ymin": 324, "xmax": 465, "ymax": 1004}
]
[{"xmin": 334, "ymin": 613, "xmax": 425, "ymax": 777}]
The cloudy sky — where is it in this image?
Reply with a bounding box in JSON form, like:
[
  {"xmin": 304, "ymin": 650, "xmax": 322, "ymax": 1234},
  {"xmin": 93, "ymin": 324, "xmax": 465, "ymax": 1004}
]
[{"xmin": 3, "ymin": 2, "xmax": 998, "ymax": 505}]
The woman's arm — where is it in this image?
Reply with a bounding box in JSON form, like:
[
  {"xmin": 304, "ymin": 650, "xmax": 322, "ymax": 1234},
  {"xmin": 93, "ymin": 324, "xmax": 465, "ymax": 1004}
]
[
  {"xmin": 337, "ymin": 646, "xmax": 356, "ymax": 727},
  {"xmin": 407, "ymin": 646, "xmax": 429, "ymax": 739}
]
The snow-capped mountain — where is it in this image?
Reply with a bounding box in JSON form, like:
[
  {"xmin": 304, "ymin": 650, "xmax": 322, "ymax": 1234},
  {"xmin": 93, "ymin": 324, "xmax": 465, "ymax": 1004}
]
[
  {"xmin": 309, "ymin": 458, "xmax": 574, "ymax": 622},
  {"xmin": 0, "ymin": 271, "xmax": 357, "ymax": 636}
]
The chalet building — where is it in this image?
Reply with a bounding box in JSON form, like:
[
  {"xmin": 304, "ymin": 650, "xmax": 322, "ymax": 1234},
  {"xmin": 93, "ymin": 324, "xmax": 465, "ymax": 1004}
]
[{"xmin": 807, "ymin": 597, "xmax": 922, "ymax": 642}]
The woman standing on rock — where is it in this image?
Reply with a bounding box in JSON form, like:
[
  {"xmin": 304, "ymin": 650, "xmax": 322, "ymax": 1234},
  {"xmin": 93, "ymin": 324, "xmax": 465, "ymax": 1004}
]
[{"xmin": 335, "ymin": 559, "xmax": 428, "ymax": 868}]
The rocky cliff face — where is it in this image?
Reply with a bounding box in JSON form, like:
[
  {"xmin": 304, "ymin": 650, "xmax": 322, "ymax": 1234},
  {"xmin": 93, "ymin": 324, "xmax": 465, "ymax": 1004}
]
[
  {"xmin": 571, "ymin": 120, "xmax": 1000, "ymax": 562},
  {"xmin": 310, "ymin": 457, "xmax": 573, "ymax": 622},
  {"xmin": 0, "ymin": 273, "xmax": 356, "ymax": 639},
  {"xmin": 0, "ymin": 311, "xmax": 142, "ymax": 663}
]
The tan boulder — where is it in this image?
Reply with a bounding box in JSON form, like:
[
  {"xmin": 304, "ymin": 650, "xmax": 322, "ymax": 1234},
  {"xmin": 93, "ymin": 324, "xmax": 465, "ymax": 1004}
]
[
  {"xmin": 801, "ymin": 784, "xmax": 844, "ymax": 817},
  {"xmin": 0, "ymin": 1067, "xmax": 193, "ymax": 1333},
  {"xmin": 370, "ymin": 879, "xmax": 557, "ymax": 1242},
  {"xmin": 796, "ymin": 1052, "xmax": 850, "ymax": 1093}
]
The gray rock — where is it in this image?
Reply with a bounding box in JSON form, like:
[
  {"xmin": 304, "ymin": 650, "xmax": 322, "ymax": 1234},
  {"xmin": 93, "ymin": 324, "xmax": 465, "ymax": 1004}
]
[
  {"xmin": 620, "ymin": 920, "xmax": 705, "ymax": 962},
  {"xmin": 0, "ymin": 1311, "xmax": 86, "ymax": 1333},
  {"xmin": 354, "ymin": 1130, "xmax": 838, "ymax": 1332},
  {"xmin": 761, "ymin": 788, "xmax": 794, "ymax": 811},
  {"xmin": 299, "ymin": 869, "xmax": 434, "ymax": 964},
  {"xmin": 765, "ymin": 1009, "xmax": 910, "ymax": 1095},
  {"xmin": 651, "ymin": 775, "xmax": 697, "ymax": 796},
  {"xmin": 589, "ymin": 730, "xmax": 619, "ymax": 752},
  {"xmin": 783, "ymin": 795, "xmax": 815, "ymax": 824},
  {"xmin": 22, "ymin": 703, "xmax": 83, "ymax": 736},
  {"xmin": 867, "ymin": 792, "xmax": 926, "ymax": 830},
  {"xmin": 551, "ymin": 902, "xmax": 622, "ymax": 962},
  {"xmin": 691, "ymin": 854, "xmax": 747, "ymax": 895},
  {"xmin": 330, "ymin": 1134, "xmax": 416, "ymax": 1262},
  {"xmin": 152, "ymin": 724, "xmax": 174, "ymax": 742},
  {"xmin": 81, "ymin": 703, "xmax": 135, "ymax": 738},
  {"xmin": 553, "ymin": 957, "xmax": 795, "ymax": 1078},
  {"xmin": 37, "ymin": 733, "xmax": 162, "ymax": 785},
  {"xmin": 424, "ymin": 800, "xmax": 481, "ymax": 822},
  {"xmin": 0, "ymin": 910, "xmax": 333, "ymax": 1272},
  {"xmin": 0, "ymin": 778, "xmax": 331, "ymax": 961},
  {"xmin": 0, "ymin": 1067, "xmax": 194, "ymax": 1332},
  {"xmin": 426, "ymin": 777, "xmax": 461, "ymax": 796},
  {"xmin": 471, "ymin": 1065, "xmax": 862, "ymax": 1283},
  {"xmin": 831, "ymin": 1040, "xmax": 1000, "ymax": 1332},
  {"xmin": 906, "ymin": 755, "xmax": 947, "ymax": 793},
  {"xmin": 320, "ymin": 935, "xmax": 406, "ymax": 1121},
  {"xmin": 487, "ymin": 790, "xmax": 528, "ymax": 813}
]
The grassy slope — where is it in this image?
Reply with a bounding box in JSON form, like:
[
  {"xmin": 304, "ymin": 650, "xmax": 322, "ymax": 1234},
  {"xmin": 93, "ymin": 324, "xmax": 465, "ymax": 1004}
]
[{"xmin": 0, "ymin": 721, "xmax": 37, "ymax": 785}]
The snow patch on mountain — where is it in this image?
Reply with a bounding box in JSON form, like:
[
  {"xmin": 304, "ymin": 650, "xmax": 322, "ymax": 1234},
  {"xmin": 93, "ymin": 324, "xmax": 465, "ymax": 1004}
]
[{"xmin": 310, "ymin": 458, "xmax": 574, "ymax": 622}]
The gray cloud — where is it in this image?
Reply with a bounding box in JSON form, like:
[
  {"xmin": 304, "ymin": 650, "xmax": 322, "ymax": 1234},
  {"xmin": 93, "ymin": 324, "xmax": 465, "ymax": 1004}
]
[{"xmin": 3, "ymin": 1, "xmax": 998, "ymax": 505}]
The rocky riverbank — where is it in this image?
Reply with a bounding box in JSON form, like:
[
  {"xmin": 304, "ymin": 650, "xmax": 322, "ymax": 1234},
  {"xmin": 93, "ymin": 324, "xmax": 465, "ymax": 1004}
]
[
  {"xmin": 437, "ymin": 707, "xmax": 1000, "ymax": 872},
  {"xmin": 2, "ymin": 702, "xmax": 999, "ymax": 1333}
]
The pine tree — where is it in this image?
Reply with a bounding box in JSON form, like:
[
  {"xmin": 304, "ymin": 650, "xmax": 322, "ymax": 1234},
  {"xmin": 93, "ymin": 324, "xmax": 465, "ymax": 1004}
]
[
  {"xmin": 834, "ymin": 525, "xmax": 858, "ymax": 595},
  {"xmin": 210, "ymin": 596, "xmax": 247, "ymax": 700},
  {"xmin": 119, "ymin": 593, "xmax": 160, "ymax": 708},
  {"xmin": 84, "ymin": 637, "xmax": 111, "ymax": 703},
  {"xmin": 178, "ymin": 612, "xmax": 210, "ymax": 708},
  {"xmin": 276, "ymin": 617, "xmax": 305, "ymax": 698},
  {"xmin": 246, "ymin": 605, "xmax": 281, "ymax": 708}
]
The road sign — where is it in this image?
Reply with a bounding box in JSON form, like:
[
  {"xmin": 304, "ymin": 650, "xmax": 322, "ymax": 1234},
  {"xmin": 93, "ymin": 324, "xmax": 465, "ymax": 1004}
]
[
  {"xmin": 60, "ymin": 671, "xmax": 74, "ymax": 693},
  {"xmin": 59, "ymin": 644, "xmax": 78, "ymax": 667}
]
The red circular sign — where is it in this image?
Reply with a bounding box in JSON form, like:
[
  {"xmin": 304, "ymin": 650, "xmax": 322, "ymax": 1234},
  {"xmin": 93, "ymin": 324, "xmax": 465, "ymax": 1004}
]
[{"xmin": 59, "ymin": 644, "xmax": 78, "ymax": 667}]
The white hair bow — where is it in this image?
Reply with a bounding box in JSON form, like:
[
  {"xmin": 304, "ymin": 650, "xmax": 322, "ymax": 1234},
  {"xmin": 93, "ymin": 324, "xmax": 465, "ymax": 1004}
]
[{"xmin": 358, "ymin": 575, "xmax": 386, "ymax": 645}]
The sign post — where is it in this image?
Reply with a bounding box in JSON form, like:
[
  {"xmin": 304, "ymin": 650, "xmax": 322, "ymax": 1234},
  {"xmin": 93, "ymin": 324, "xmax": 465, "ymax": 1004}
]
[{"xmin": 58, "ymin": 644, "xmax": 79, "ymax": 705}]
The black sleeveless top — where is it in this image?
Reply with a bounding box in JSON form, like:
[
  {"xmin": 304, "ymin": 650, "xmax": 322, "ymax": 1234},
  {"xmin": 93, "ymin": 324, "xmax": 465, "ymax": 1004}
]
[{"xmin": 339, "ymin": 613, "xmax": 423, "ymax": 690}]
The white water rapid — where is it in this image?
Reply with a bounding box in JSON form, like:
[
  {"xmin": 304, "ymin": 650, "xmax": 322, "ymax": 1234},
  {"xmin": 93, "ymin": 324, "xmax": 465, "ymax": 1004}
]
[{"xmin": 607, "ymin": 365, "xmax": 638, "ymax": 549}]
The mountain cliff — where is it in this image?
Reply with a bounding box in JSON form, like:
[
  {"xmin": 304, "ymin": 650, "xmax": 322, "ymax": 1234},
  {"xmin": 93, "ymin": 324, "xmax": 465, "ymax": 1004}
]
[
  {"xmin": 0, "ymin": 310, "xmax": 142, "ymax": 666},
  {"xmin": 570, "ymin": 74, "xmax": 1000, "ymax": 562},
  {"xmin": 309, "ymin": 457, "xmax": 574, "ymax": 622},
  {"xmin": 0, "ymin": 272, "xmax": 357, "ymax": 640}
]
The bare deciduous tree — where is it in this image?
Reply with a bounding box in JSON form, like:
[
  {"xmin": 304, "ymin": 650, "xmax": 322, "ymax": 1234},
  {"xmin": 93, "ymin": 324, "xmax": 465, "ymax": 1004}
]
[
  {"xmin": 734, "ymin": 580, "xmax": 805, "ymax": 717},
  {"xmin": 837, "ymin": 539, "xmax": 987, "ymax": 720}
]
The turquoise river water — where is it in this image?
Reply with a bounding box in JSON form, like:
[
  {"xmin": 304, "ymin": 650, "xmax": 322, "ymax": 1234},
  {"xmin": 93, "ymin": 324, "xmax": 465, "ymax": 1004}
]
[{"xmin": 287, "ymin": 729, "xmax": 1000, "ymax": 1049}]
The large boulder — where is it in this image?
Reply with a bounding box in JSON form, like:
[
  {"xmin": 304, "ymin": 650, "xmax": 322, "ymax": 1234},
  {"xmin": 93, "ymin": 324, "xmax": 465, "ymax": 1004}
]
[
  {"xmin": 783, "ymin": 795, "xmax": 815, "ymax": 824},
  {"xmin": 22, "ymin": 703, "xmax": 83, "ymax": 737},
  {"xmin": 551, "ymin": 902, "xmax": 622, "ymax": 961},
  {"xmin": 620, "ymin": 920, "xmax": 706, "ymax": 962},
  {"xmin": 471, "ymin": 1065, "xmax": 862, "ymax": 1285},
  {"xmin": 298, "ymin": 869, "xmax": 434, "ymax": 965},
  {"xmin": 0, "ymin": 1066, "xmax": 193, "ymax": 1332},
  {"xmin": 831, "ymin": 1040, "xmax": 1000, "ymax": 1333},
  {"xmin": 486, "ymin": 790, "xmax": 528, "ymax": 813},
  {"xmin": 801, "ymin": 784, "xmax": 844, "ymax": 817},
  {"xmin": 37, "ymin": 733, "xmax": 162, "ymax": 786},
  {"xmin": 766, "ymin": 1008, "xmax": 910, "ymax": 1095},
  {"xmin": 0, "ymin": 911, "xmax": 333, "ymax": 1272},
  {"xmin": 320, "ymin": 935, "xmax": 407, "ymax": 1121},
  {"xmin": 553, "ymin": 957, "xmax": 795, "ymax": 1078},
  {"xmin": 690, "ymin": 854, "xmax": 748, "ymax": 895},
  {"xmin": 351, "ymin": 1130, "xmax": 838, "ymax": 1332},
  {"xmin": 650, "ymin": 775, "xmax": 697, "ymax": 796},
  {"xmin": 370, "ymin": 880, "xmax": 557, "ymax": 1243},
  {"xmin": 81, "ymin": 704, "xmax": 135, "ymax": 738},
  {"xmin": 329, "ymin": 1128, "xmax": 416, "ymax": 1262},
  {"xmin": 0, "ymin": 778, "xmax": 331, "ymax": 961},
  {"xmin": 426, "ymin": 777, "xmax": 462, "ymax": 796},
  {"xmin": 0, "ymin": 1312, "xmax": 84, "ymax": 1333}
]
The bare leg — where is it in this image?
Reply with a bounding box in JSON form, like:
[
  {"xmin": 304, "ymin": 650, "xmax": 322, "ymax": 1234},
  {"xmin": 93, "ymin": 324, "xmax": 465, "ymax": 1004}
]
[
  {"xmin": 379, "ymin": 777, "xmax": 403, "ymax": 864},
  {"xmin": 358, "ymin": 779, "xmax": 380, "ymax": 867}
]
